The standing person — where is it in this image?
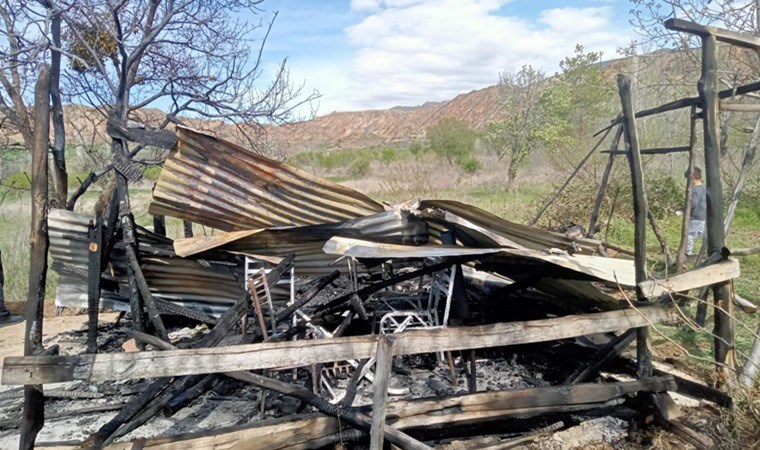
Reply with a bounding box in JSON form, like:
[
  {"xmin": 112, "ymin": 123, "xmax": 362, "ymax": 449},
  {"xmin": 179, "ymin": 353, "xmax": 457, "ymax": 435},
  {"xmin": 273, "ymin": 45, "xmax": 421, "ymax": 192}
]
[{"xmin": 686, "ymin": 167, "xmax": 707, "ymax": 257}]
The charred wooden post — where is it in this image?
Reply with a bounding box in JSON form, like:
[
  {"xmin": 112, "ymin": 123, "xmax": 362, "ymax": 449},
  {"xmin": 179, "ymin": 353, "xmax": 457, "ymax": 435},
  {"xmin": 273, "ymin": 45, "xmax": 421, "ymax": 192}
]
[
  {"xmin": 370, "ymin": 335, "xmax": 395, "ymax": 450},
  {"xmin": 676, "ymin": 106, "xmax": 699, "ymax": 271},
  {"xmin": 588, "ymin": 125, "xmax": 623, "ymax": 238},
  {"xmin": 20, "ymin": 65, "xmax": 51, "ymax": 450},
  {"xmin": 152, "ymin": 215, "xmax": 166, "ymax": 237},
  {"xmin": 468, "ymin": 350, "xmax": 477, "ymax": 393},
  {"xmin": 183, "ymin": 220, "xmax": 193, "ymax": 238},
  {"xmin": 122, "ymin": 213, "xmax": 169, "ymax": 342},
  {"xmin": 700, "ymin": 35, "xmax": 735, "ymax": 375},
  {"xmin": 617, "ymin": 73, "xmax": 653, "ymax": 378},
  {"xmin": 86, "ymin": 218, "xmax": 103, "ymax": 353},
  {"xmin": 0, "ymin": 251, "xmax": 8, "ymax": 321},
  {"xmin": 564, "ymin": 329, "xmax": 637, "ymax": 385}
]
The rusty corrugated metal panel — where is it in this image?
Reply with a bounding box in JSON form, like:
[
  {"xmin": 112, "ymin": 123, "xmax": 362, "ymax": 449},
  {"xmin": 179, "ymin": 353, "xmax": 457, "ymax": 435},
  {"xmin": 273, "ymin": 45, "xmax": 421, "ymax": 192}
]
[
  {"xmin": 148, "ymin": 126, "xmax": 384, "ymax": 231},
  {"xmin": 49, "ymin": 209, "xmax": 245, "ymax": 317},
  {"xmin": 173, "ymin": 209, "xmax": 429, "ymax": 276},
  {"xmin": 419, "ymin": 199, "xmax": 603, "ymax": 254}
]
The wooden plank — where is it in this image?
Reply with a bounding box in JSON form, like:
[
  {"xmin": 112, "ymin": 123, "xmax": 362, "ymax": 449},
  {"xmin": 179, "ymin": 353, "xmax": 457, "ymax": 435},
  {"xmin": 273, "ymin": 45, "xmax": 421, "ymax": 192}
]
[
  {"xmin": 370, "ymin": 336, "xmax": 394, "ymax": 450},
  {"xmin": 1, "ymin": 306, "xmax": 678, "ymax": 385},
  {"xmin": 384, "ymin": 376, "xmax": 675, "ymax": 420},
  {"xmin": 665, "ymin": 18, "xmax": 760, "ymax": 51},
  {"xmin": 87, "ymin": 378, "xmax": 674, "ymax": 450},
  {"xmin": 719, "ymin": 102, "xmax": 760, "ymax": 112},
  {"xmin": 638, "ymin": 258, "xmax": 740, "ymax": 299}
]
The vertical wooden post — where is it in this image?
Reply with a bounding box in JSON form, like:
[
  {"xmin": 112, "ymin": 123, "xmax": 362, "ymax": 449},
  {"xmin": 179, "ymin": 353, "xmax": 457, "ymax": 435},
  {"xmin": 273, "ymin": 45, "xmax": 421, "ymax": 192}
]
[
  {"xmin": 0, "ymin": 250, "xmax": 9, "ymax": 320},
  {"xmin": 699, "ymin": 35, "xmax": 734, "ymax": 375},
  {"xmin": 468, "ymin": 349, "xmax": 477, "ymax": 393},
  {"xmin": 587, "ymin": 124, "xmax": 623, "ymax": 237},
  {"xmin": 676, "ymin": 106, "xmax": 699, "ymax": 271},
  {"xmin": 370, "ymin": 335, "xmax": 394, "ymax": 450},
  {"xmin": 152, "ymin": 215, "xmax": 166, "ymax": 236},
  {"xmin": 121, "ymin": 214, "xmax": 169, "ymax": 341},
  {"xmin": 617, "ymin": 74, "xmax": 652, "ymax": 378},
  {"xmin": 183, "ymin": 220, "xmax": 193, "ymax": 238},
  {"xmin": 86, "ymin": 218, "xmax": 103, "ymax": 353},
  {"xmin": 21, "ymin": 64, "xmax": 51, "ymax": 450}
]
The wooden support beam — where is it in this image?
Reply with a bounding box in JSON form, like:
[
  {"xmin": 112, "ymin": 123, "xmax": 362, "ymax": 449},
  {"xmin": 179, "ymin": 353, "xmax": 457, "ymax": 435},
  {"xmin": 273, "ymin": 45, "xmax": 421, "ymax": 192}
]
[
  {"xmin": 595, "ymin": 79, "xmax": 760, "ymax": 137},
  {"xmin": 665, "ymin": 18, "xmax": 760, "ymax": 51},
  {"xmin": 617, "ymin": 73, "xmax": 653, "ymax": 379},
  {"xmin": 370, "ymin": 336, "xmax": 394, "ymax": 450},
  {"xmin": 638, "ymin": 258, "xmax": 740, "ymax": 299},
  {"xmin": 719, "ymin": 102, "xmax": 760, "ymax": 112},
  {"xmin": 1, "ymin": 306, "xmax": 678, "ymax": 385},
  {"xmin": 732, "ymin": 246, "xmax": 760, "ymax": 256},
  {"xmin": 700, "ymin": 35, "xmax": 735, "ymax": 375},
  {"xmin": 86, "ymin": 218, "xmax": 102, "ymax": 354},
  {"xmin": 20, "ymin": 64, "xmax": 51, "ymax": 450},
  {"xmin": 733, "ymin": 294, "xmax": 757, "ymax": 314},
  {"xmin": 601, "ymin": 146, "xmax": 691, "ymax": 155},
  {"xmin": 563, "ymin": 329, "xmax": 636, "ymax": 385}
]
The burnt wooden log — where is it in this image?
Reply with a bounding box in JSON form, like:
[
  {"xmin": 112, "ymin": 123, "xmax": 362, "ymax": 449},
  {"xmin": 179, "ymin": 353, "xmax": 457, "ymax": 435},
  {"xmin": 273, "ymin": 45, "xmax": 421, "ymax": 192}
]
[
  {"xmin": 617, "ymin": 73, "xmax": 653, "ymax": 379},
  {"xmin": 86, "ymin": 218, "xmax": 103, "ymax": 353},
  {"xmin": 700, "ymin": 35, "xmax": 735, "ymax": 375},
  {"xmin": 564, "ymin": 329, "xmax": 637, "ymax": 385},
  {"xmin": 106, "ymin": 117, "xmax": 178, "ymax": 150},
  {"xmin": 20, "ymin": 64, "xmax": 51, "ymax": 450},
  {"xmin": 601, "ymin": 146, "xmax": 691, "ymax": 155},
  {"xmin": 121, "ymin": 213, "xmax": 168, "ymax": 342}
]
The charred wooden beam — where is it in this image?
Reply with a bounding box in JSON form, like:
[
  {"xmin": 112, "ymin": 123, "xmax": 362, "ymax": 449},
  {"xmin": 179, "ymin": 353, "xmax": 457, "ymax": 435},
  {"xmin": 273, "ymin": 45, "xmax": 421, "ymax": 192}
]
[
  {"xmin": 20, "ymin": 64, "xmax": 51, "ymax": 450},
  {"xmin": 2, "ymin": 306, "xmax": 678, "ymax": 385},
  {"xmin": 106, "ymin": 118, "xmax": 178, "ymax": 150},
  {"xmin": 665, "ymin": 18, "xmax": 760, "ymax": 51},
  {"xmin": 86, "ymin": 218, "xmax": 103, "ymax": 354},
  {"xmin": 601, "ymin": 146, "xmax": 691, "ymax": 155},
  {"xmin": 564, "ymin": 329, "xmax": 636, "ymax": 385},
  {"xmin": 618, "ymin": 73, "xmax": 653, "ymax": 379}
]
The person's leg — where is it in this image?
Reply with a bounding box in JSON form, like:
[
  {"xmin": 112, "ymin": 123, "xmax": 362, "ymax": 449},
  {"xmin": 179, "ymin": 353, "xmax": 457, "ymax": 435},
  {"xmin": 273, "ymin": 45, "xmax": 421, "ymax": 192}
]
[{"xmin": 686, "ymin": 220, "xmax": 700, "ymax": 256}]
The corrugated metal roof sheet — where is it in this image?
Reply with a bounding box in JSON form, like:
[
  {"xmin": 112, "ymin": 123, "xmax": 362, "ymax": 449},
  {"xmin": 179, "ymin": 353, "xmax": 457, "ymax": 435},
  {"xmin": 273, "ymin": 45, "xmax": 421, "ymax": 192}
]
[
  {"xmin": 148, "ymin": 126, "xmax": 384, "ymax": 231},
  {"xmin": 419, "ymin": 199, "xmax": 603, "ymax": 254},
  {"xmin": 49, "ymin": 209, "xmax": 246, "ymax": 317}
]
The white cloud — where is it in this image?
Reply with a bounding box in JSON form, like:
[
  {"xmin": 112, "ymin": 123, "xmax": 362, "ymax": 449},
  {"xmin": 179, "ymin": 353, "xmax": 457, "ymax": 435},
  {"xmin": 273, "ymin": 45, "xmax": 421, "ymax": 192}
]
[{"xmin": 342, "ymin": 1, "xmax": 631, "ymax": 110}]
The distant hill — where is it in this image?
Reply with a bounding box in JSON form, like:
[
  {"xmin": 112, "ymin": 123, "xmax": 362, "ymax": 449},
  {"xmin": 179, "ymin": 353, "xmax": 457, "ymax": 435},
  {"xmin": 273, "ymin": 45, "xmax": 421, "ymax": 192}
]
[{"xmin": 263, "ymin": 85, "xmax": 504, "ymax": 152}]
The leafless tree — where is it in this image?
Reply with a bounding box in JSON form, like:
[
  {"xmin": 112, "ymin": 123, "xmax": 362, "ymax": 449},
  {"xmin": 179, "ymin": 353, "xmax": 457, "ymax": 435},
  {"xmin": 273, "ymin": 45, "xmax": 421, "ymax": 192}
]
[
  {"xmin": 53, "ymin": 0, "xmax": 318, "ymax": 209},
  {"xmin": 0, "ymin": 1, "xmax": 69, "ymax": 206}
]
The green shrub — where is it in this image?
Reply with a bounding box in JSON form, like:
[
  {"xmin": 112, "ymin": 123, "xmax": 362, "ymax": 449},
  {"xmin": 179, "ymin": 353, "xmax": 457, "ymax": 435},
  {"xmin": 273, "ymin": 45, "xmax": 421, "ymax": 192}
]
[
  {"xmin": 379, "ymin": 147, "xmax": 397, "ymax": 164},
  {"xmin": 458, "ymin": 156, "xmax": 480, "ymax": 173},
  {"xmin": 348, "ymin": 157, "xmax": 371, "ymax": 178},
  {"xmin": 3, "ymin": 171, "xmax": 32, "ymax": 189},
  {"xmin": 142, "ymin": 165, "xmax": 163, "ymax": 181}
]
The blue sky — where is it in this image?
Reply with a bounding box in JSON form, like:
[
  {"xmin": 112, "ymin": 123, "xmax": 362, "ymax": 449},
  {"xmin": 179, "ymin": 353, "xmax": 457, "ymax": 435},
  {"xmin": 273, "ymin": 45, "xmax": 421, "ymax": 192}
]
[{"xmin": 252, "ymin": 0, "xmax": 635, "ymax": 115}]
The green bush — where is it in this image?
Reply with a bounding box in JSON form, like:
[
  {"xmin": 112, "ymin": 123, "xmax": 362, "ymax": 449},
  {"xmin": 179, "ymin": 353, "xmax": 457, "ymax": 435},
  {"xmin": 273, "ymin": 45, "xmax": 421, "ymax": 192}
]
[
  {"xmin": 348, "ymin": 157, "xmax": 371, "ymax": 178},
  {"xmin": 379, "ymin": 147, "xmax": 397, "ymax": 164},
  {"xmin": 459, "ymin": 155, "xmax": 480, "ymax": 173},
  {"xmin": 142, "ymin": 165, "xmax": 163, "ymax": 181}
]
